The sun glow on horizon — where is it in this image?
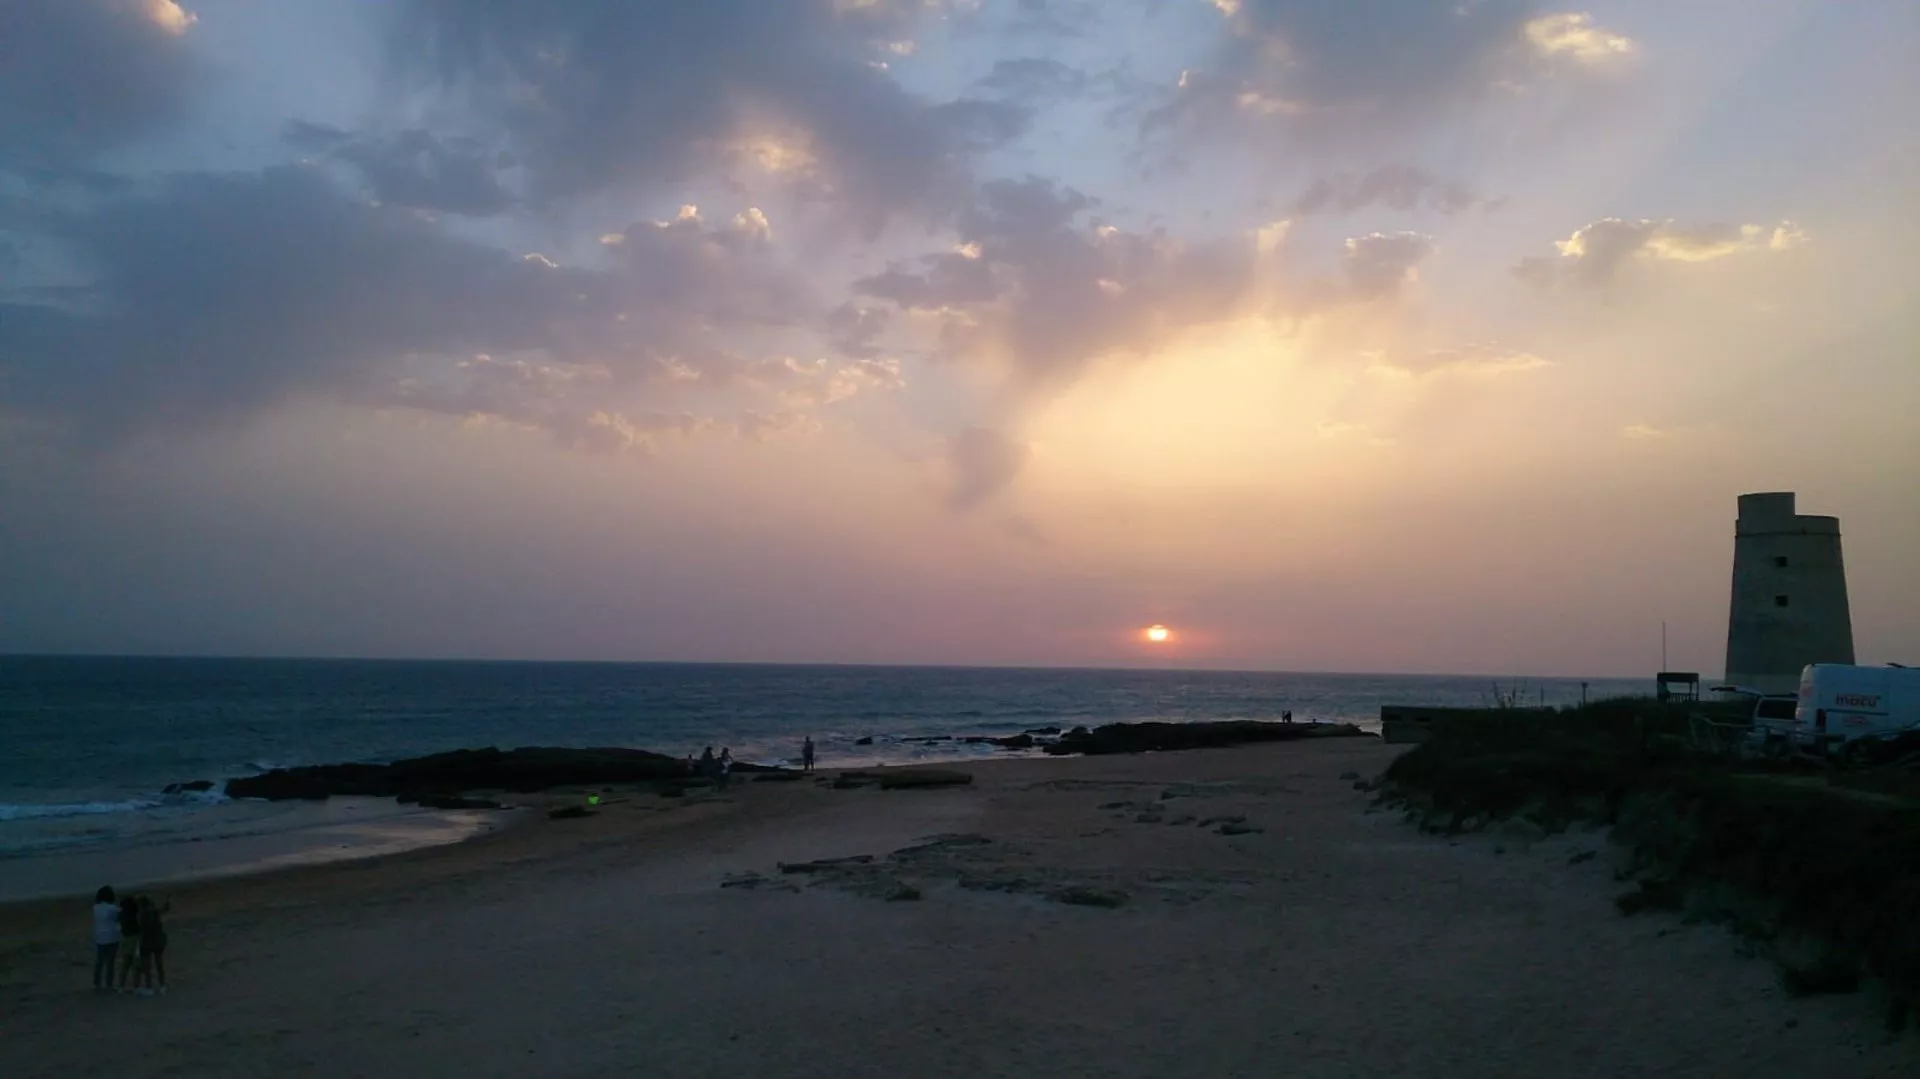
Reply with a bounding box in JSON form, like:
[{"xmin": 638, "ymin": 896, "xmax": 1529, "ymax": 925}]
[{"xmin": 1144, "ymin": 624, "xmax": 1172, "ymax": 643}]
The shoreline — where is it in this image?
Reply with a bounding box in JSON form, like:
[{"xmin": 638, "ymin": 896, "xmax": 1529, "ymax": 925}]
[
  {"xmin": 0, "ymin": 797, "xmax": 519, "ymax": 905},
  {"xmin": 3, "ymin": 739, "xmax": 1910, "ymax": 1077}
]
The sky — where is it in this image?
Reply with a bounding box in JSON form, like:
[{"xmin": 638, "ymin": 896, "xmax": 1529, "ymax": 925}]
[{"xmin": 1, "ymin": 0, "xmax": 1915, "ymax": 676}]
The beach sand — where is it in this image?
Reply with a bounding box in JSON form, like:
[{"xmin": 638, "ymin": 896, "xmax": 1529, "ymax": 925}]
[{"xmin": 1, "ymin": 740, "xmax": 1913, "ymax": 1078}]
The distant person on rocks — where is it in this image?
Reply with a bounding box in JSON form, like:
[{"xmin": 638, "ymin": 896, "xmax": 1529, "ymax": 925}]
[
  {"xmin": 134, "ymin": 896, "xmax": 171, "ymax": 995},
  {"xmin": 717, "ymin": 748, "xmax": 733, "ymax": 791},
  {"xmin": 802, "ymin": 737, "xmax": 816, "ymax": 773},
  {"xmin": 90, "ymin": 886, "xmax": 121, "ymax": 992},
  {"xmin": 116, "ymin": 895, "xmax": 143, "ymax": 991},
  {"xmin": 1282, "ymin": 711, "xmax": 1293, "ymax": 724}
]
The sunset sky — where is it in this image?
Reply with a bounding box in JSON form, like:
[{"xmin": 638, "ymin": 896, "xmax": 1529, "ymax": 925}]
[{"xmin": 2, "ymin": 0, "xmax": 1915, "ymax": 675}]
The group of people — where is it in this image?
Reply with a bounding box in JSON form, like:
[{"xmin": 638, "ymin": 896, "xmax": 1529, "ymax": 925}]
[
  {"xmin": 686, "ymin": 737, "xmax": 819, "ymax": 789},
  {"xmin": 692, "ymin": 746, "xmax": 734, "ymax": 790},
  {"xmin": 90, "ymin": 886, "xmax": 170, "ymax": 996}
]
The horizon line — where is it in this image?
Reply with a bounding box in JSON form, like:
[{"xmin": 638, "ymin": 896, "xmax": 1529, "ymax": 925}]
[{"xmin": 0, "ymin": 651, "xmax": 1662, "ymax": 684}]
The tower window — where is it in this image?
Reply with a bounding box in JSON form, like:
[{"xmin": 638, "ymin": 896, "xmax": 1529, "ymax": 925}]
[
  {"xmin": 1775, "ymin": 595, "xmax": 1790, "ymax": 608},
  {"xmin": 1774, "ymin": 556, "xmax": 1789, "ymax": 568}
]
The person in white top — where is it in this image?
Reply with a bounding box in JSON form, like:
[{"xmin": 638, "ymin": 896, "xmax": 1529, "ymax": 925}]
[{"xmin": 91, "ymin": 885, "xmax": 122, "ymax": 991}]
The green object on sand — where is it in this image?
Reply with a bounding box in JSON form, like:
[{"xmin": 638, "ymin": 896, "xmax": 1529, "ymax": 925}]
[{"xmin": 587, "ymin": 794, "xmax": 601, "ymax": 806}]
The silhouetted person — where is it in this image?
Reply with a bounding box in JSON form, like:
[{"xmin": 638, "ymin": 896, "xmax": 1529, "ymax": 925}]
[
  {"xmin": 802, "ymin": 736, "xmax": 816, "ymax": 773},
  {"xmin": 717, "ymin": 748, "xmax": 733, "ymax": 791},
  {"xmin": 135, "ymin": 896, "xmax": 171, "ymax": 995},
  {"xmin": 117, "ymin": 895, "xmax": 143, "ymax": 990},
  {"xmin": 1282, "ymin": 710, "xmax": 1293, "ymax": 724},
  {"xmin": 699, "ymin": 746, "xmax": 716, "ymax": 782}
]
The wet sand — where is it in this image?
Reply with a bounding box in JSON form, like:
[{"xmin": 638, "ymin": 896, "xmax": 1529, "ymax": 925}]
[{"xmin": 1, "ymin": 740, "xmax": 1912, "ymax": 1078}]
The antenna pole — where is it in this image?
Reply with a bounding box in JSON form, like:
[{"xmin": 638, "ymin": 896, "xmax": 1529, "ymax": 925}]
[{"xmin": 1661, "ymin": 621, "xmax": 1668, "ymax": 671}]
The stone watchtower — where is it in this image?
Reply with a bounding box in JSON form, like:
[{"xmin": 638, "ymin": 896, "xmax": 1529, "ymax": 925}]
[{"xmin": 1724, "ymin": 492, "xmax": 1854, "ymax": 694}]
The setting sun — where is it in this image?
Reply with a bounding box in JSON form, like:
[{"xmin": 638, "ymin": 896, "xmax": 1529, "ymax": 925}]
[{"xmin": 1144, "ymin": 624, "xmax": 1172, "ymax": 643}]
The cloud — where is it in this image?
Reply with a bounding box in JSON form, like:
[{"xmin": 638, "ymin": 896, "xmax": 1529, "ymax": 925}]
[
  {"xmin": 1291, "ymin": 166, "xmax": 1482, "ymax": 217},
  {"xmin": 1524, "ymin": 13, "xmax": 1637, "ymax": 65},
  {"xmin": 1342, "ymin": 232, "xmax": 1437, "ymax": 299},
  {"xmin": 947, "ymin": 426, "xmax": 1030, "ymax": 508},
  {"xmin": 1367, "ymin": 344, "xmax": 1551, "ymax": 381},
  {"xmin": 0, "ymin": 0, "xmax": 204, "ymax": 167},
  {"xmin": 1514, "ymin": 217, "xmax": 1808, "ymax": 287},
  {"xmin": 0, "ymin": 165, "xmax": 836, "ymax": 448},
  {"xmin": 284, "ymin": 122, "xmax": 516, "ymax": 217},
  {"xmin": 853, "ymin": 177, "xmax": 1259, "ymax": 388},
  {"xmin": 389, "ymin": 0, "xmax": 1027, "ymax": 223},
  {"xmin": 1151, "ymin": 3, "xmax": 1636, "ymax": 143}
]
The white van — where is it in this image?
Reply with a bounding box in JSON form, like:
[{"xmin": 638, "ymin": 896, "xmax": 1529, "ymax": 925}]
[{"xmin": 1794, "ymin": 663, "xmax": 1920, "ymax": 748}]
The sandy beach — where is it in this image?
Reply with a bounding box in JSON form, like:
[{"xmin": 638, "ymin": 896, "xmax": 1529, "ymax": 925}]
[{"xmin": 1, "ymin": 740, "xmax": 1912, "ymax": 1078}]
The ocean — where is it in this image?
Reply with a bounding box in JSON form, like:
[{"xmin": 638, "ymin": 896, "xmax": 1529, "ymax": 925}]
[{"xmin": 0, "ymin": 656, "xmax": 1647, "ymax": 857}]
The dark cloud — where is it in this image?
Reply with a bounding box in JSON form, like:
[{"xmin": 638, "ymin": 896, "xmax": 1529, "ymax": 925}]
[
  {"xmin": 855, "ymin": 252, "xmax": 1000, "ymax": 310},
  {"xmin": 853, "ymin": 177, "xmax": 1255, "ymax": 389},
  {"xmin": 1343, "ymin": 232, "xmax": 1437, "ymax": 299},
  {"xmin": 1224, "ymin": 0, "xmax": 1537, "ymax": 111},
  {"xmin": 0, "ymin": 0, "xmax": 203, "ymax": 167},
  {"xmin": 284, "ymin": 122, "xmax": 515, "ymax": 217},
  {"xmin": 0, "ymin": 166, "xmax": 836, "ymax": 448},
  {"xmin": 824, "ymin": 303, "xmax": 892, "ymax": 360},
  {"xmin": 947, "ymin": 427, "xmax": 1030, "ymax": 509},
  {"xmin": 1291, "ymin": 165, "xmax": 1481, "ymax": 217},
  {"xmin": 1151, "ymin": 1, "xmax": 1634, "ymax": 143},
  {"xmin": 390, "ymin": 0, "xmax": 1027, "ymax": 223}
]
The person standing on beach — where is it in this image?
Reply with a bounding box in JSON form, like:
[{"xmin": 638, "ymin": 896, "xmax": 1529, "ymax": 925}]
[
  {"xmin": 135, "ymin": 896, "xmax": 171, "ymax": 996},
  {"xmin": 717, "ymin": 748, "xmax": 733, "ymax": 791},
  {"xmin": 116, "ymin": 895, "xmax": 143, "ymax": 991},
  {"xmin": 802, "ymin": 736, "xmax": 816, "ymax": 773},
  {"xmin": 90, "ymin": 886, "xmax": 120, "ymax": 991},
  {"xmin": 699, "ymin": 746, "xmax": 716, "ymax": 783}
]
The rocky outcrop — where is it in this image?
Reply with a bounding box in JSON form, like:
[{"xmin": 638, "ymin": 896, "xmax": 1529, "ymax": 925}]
[
  {"xmin": 877, "ymin": 769, "xmax": 973, "ymax": 790},
  {"xmin": 223, "ymin": 746, "xmax": 723, "ymax": 802},
  {"xmin": 1043, "ymin": 720, "xmax": 1369, "ymax": 756}
]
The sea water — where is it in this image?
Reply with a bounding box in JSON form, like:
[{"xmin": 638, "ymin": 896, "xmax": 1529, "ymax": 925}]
[{"xmin": 0, "ymin": 655, "xmax": 1646, "ymax": 856}]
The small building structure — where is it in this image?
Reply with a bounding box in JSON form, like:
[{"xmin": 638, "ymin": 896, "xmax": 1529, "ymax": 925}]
[{"xmin": 1656, "ymin": 672, "xmax": 1700, "ymax": 704}]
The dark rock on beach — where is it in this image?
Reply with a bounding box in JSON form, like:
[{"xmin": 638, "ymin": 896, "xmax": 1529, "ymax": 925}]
[
  {"xmin": 1051, "ymin": 886, "xmax": 1129, "ymax": 908},
  {"xmin": 223, "ymin": 746, "xmax": 766, "ymax": 802},
  {"xmin": 1043, "ymin": 720, "xmax": 1368, "ymax": 757},
  {"xmin": 412, "ymin": 795, "xmax": 504, "ymax": 810},
  {"xmin": 854, "ymin": 736, "xmax": 874, "ymax": 746},
  {"xmin": 779, "ymin": 855, "xmax": 875, "ymax": 874},
  {"xmin": 878, "ymin": 769, "xmax": 973, "ymax": 790}
]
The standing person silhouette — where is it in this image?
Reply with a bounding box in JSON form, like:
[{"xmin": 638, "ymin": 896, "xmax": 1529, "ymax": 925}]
[
  {"xmin": 802, "ymin": 736, "xmax": 816, "ymax": 773},
  {"xmin": 716, "ymin": 748, "xmax": 733, "ymax": 791},
  {"xmin": 116, "ymin": 895, "xmax": 143, "ymax": 991},
  {"xmin": 135, "ymin": 896, "xmax": 171, "ymax": 995}
]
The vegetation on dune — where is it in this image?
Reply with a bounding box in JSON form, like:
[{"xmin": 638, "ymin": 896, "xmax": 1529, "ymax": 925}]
[{"xmin": 1375, "ymin": 699, "xmax": 1920, "ymax": 1029}]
